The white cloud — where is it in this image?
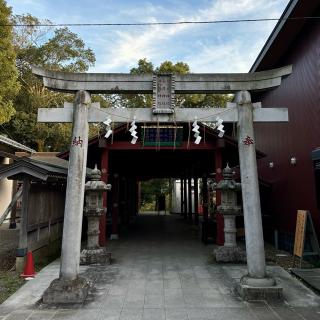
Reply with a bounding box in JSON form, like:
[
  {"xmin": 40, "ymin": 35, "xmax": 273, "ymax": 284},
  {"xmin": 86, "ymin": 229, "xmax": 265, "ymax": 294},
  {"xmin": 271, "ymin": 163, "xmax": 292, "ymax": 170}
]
[
  {"xmin": 93, "ymin": 0, "xmax": 289, "ymax": 72},
  {"xmin": 186, "ymin": 38, "xmax": 267, "ymax": 73},
  {"xmin": 7, "ymin": 0, "xmax": 289, "ymax": 73}
]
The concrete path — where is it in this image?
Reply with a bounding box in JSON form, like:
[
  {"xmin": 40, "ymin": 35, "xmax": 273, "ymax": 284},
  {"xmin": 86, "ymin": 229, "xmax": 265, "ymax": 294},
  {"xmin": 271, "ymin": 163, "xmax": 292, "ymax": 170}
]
[
  {"xmin": 1, "ymin": 214, "xmax": 320, "ymax": 320},
  {"xmin": 291, "ymin": 268, "xmax": 320, "ymax": 293}
]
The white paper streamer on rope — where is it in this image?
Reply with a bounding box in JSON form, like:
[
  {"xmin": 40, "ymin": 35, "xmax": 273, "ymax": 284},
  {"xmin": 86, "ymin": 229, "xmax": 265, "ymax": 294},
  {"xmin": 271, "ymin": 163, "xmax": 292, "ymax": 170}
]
[
  {"xmin": 129, "ymin": 117, "xmax": 138, "ymax": 144},
  {"xmin": 192, "ymin": 118, "xmax": 202, "ymax": 144},
  {"xmin": 216, "ymin": 117, "xmax": 225, "ymax": 138},
  {"xmin": 103, "ymin": 118, "xmax": 113, "ymax": 139}
]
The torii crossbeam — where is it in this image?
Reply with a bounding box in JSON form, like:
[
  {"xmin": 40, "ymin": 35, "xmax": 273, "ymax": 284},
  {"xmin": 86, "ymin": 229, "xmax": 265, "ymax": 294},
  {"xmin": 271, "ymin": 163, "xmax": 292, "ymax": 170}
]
[{"xmin": 33, "ymin": 65, "xmax": 292, "ymax": 303}]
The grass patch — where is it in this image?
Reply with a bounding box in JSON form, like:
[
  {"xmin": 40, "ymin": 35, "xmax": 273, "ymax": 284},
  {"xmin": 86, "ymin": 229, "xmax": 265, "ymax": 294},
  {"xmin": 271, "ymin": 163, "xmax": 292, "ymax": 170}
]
[
  {"xmin": 0, "ymin": 270, "xmax": 25, "ymax": 304},
  {"xmin": 0, "ymin": 251, "xmax": 24, "ymax": 304},
  {"xmin": 0, "ymin": 248, "xmax": 59, "ymax": 305}
]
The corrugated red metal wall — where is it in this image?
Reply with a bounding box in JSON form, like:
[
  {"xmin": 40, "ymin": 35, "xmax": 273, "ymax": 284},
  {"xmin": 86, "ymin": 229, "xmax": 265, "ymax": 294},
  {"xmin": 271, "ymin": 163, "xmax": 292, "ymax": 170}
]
[{"xmin": 253, "ymin": 20, "xmax": 320, "ymax": 238}]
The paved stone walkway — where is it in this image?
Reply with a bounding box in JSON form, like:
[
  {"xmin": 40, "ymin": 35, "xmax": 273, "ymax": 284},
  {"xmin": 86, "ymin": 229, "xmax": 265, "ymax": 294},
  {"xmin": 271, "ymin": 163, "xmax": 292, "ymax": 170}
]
[
  {"xmin": 1, "ymin": 214, "xmax": 320, "ymax": 319},
  {"xmin": 291, "ymin": 268, "xmax": 320, "ymax": 293}
]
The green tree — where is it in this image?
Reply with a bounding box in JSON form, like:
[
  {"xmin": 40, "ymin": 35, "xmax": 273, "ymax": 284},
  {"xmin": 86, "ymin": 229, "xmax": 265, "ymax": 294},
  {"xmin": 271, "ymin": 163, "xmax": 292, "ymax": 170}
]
[
  {"xmin": 0, "ymin": 0, "xmax": 20, "ymax": 124},
  {"xmin": 140, "ymin": 178, "xmax": 170, "ymax": 210},
  {"xmin": 4, "ymin": 14, "xmax": 96, "ymax": 151},
  {"xmin": 108, "ymin": 58, "xmax": 232, "ymax": 109}
]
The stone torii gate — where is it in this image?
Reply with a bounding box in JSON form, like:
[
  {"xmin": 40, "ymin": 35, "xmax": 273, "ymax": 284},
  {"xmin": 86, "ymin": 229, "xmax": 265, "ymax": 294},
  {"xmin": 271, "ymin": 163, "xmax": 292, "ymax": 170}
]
[{"xmin": 33, "ymin": 65, "xmax": 292, "ymax": 303}]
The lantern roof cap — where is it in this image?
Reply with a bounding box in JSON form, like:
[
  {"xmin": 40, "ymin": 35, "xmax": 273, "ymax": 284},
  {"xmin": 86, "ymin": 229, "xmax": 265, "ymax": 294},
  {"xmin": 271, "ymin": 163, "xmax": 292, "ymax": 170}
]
[
  {"xmin": 85, "ymin": 164, "xmax": 111, "ymax": 191},
  {"xmin": 91, "ymin": 164, "xmax": 101, "ymax": 181},
  {"xmin": 215, "ymin": 164, "xmax": 241, "ymax": 190}
]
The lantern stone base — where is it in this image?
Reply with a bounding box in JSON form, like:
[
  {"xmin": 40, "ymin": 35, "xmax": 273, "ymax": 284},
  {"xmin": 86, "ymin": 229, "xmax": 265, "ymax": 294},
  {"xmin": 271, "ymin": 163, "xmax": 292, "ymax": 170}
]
[
  {"xmin": 80, "ymin": 247, "xmax": 111, "ymax": 265},
  {"xmin": 214, "ymin": 246, "xmax": 246, "ymax": 263},
  {"xmin": 42, "ymin": 277, "xmax": 90, "ymax": 304}
]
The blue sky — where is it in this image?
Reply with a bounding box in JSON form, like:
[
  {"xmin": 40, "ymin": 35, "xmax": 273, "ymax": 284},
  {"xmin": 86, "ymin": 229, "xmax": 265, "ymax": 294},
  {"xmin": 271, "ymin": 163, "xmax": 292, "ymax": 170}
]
[{"xmin": 6, "ymin": 0, "xmax": 290, "ymax": 73}]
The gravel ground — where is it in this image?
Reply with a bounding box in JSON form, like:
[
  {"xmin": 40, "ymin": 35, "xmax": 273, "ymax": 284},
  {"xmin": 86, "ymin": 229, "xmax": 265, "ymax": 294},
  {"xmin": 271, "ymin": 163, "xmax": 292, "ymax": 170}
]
[{"xmin": 265, "ymin": 243, "xmax": 313, "ymax": 269}]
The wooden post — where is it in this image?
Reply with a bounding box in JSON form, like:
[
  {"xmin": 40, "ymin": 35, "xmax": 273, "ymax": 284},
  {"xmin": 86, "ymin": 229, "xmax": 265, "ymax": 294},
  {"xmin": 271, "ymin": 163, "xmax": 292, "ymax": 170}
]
[
  {"xmin": 183, "ymin": 178, "xmax": 188, "ymax": 219},
  {"xmin": 202, "ymin": 176, "xmax": 208, "ymax": 221},
  {"xmin": 16, "ymin": 177, "xmax": 30, "ymax": 272},
  {"xmin": 180, "ymin": 178, "xmax": 184, "ymax": 215},
  {"xmin": 9, "ymin": 180, "xmax": 18, "ymax": 229},
  {"xmin": 188, "ymin": 177, "xmax": 193, "ymax": 222},
  {"xmin": 215, "ymin": 148, "xmax": 224, "ymax": 245},
  {"xmin": 136, "ymin": 178, "xmax": 140, "ymax": 214},
  {"xmin": 123, "ymin": 176, "xmax": 129, "ymax": 225},
  {"xmin": 194, "ymin": 177, "xmax": 199, "ymax": 225},
  {"xmin": 99, "ymin": 148, "xmax": 109, "ymax": 247},
  {"xmin": 111, "ymin": 173, "xmax": 119, "ymax": 239}
]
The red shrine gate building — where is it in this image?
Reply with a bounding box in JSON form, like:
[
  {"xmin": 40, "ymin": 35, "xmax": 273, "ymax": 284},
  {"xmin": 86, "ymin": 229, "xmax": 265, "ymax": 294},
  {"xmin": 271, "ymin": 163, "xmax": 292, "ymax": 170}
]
[{"xmin": 59, "ymin": 123, "xmax": 254, "ymax": 246}]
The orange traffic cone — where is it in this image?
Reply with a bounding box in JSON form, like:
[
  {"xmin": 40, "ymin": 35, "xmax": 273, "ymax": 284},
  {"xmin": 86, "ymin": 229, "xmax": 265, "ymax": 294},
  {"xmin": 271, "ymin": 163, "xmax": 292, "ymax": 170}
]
[{"xmin": 21, "ymin": 251, "xmax": 36, "ymax": 278}]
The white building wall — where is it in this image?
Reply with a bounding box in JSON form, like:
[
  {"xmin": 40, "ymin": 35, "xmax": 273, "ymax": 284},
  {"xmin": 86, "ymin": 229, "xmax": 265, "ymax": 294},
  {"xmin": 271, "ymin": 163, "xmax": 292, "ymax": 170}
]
[
  {"xmin": 0, "ymin": 157, "xmax": 13, "ymax": 218},
  {"xmin": 172, "ymin": 180, "xmax": 181, "ymax": 213},
  {"xmin": 172, "ymin": 179, "xmax": 196, "ymax": 213}
]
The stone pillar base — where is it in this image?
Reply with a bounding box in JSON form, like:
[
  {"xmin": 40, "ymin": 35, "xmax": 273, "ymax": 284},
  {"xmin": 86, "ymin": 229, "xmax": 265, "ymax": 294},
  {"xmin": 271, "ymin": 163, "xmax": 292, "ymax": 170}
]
[
  {"xmin": 110, "ymin": 234, "xmax": 119, "ymax": 240},
  {"xmin": 80, "ymin": 247, "xmax": 111, "ymax": 265},
  {"xmin": 236, "ymin": 275, "xmax": 283, "ymax": 301},
  {"xmin": 42, "ymin": 277, "xmax": 90, "ymax": 304},
  {"xmin": 214, "ymin": 246, "xmax": 246, "ymax": 262}
]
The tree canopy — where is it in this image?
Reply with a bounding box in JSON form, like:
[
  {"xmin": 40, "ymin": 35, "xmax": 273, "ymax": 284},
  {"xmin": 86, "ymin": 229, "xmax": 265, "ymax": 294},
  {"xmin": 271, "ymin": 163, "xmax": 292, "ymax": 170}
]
[
  {"xmin": 0, "ymin": 0, "xmax": 20, "ymax": 125},
  {"xmin": 1, "ymin": 10, "xmax": 231, "ymax": 151},
  {"xmin": 3, "ymin": 14, "xmax": 96, "ymax": 151},
  {"xmin": 108, "ymin": 58, "xmax": 232, "ymax": 110}
]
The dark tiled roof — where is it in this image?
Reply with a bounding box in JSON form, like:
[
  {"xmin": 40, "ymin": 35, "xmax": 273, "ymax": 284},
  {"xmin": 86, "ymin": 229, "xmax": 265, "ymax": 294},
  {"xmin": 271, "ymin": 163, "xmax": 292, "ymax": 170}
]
[{"xmin": 0, "ymin": 135, "xmax": 36, "ymax": 154}]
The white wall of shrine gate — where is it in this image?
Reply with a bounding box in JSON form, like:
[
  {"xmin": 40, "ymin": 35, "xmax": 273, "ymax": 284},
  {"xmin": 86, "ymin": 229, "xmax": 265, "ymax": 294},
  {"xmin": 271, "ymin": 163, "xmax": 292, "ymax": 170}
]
[
  {"xmin": 171, "ymin": 179, "xmax": 196, "ymax": 214},
  {"xmin": 171, "ymin": 180, "xmax": 182, "ymax": 214}
]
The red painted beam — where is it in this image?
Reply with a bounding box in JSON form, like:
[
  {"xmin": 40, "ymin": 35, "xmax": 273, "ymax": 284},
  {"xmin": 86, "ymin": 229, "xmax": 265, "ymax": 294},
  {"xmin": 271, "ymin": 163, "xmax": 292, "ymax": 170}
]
[{"xmin": 104, "ymin": 141, "xmax": 216, "ymax": 150}]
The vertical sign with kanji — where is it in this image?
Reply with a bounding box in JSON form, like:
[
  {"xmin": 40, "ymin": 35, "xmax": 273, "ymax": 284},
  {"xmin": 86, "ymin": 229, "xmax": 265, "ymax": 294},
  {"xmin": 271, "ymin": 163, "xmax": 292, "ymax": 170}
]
[
  {"xmin": 152, "ymin": 74, "xmax": 175, "ymax": 113},
  {"xmin": 293, "ymin": 210, "xmax": 307, "ymax": 258}
]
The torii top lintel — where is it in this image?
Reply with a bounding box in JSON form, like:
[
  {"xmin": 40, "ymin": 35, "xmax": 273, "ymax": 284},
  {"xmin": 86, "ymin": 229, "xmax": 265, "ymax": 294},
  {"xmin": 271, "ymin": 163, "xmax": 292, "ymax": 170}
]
[{"xmin": 32, "ymin": 65, "xmax": 292, "ymax": 94}]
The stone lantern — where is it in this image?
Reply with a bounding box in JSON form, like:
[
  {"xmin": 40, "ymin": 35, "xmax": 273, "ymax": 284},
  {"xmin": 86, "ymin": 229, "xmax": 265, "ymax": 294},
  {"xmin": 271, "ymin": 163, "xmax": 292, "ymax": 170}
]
[
  {"xmin": 214, "ymin": 164, "xmax": 246, "ymax": 262},
  {"xmin": 80, "ymin": 165, "xmax": 111, "ymax": 265}
]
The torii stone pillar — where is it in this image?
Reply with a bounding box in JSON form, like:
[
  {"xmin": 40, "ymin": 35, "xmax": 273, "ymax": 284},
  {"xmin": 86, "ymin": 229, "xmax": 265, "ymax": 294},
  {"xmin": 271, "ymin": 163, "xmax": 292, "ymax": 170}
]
[
  {"xmin": 43, "ymin": 91, "xmax": 90, "ymax": 304},
  {"xmin": 235, "ymin": 91, "xmax": 282, "ymax": 300}
]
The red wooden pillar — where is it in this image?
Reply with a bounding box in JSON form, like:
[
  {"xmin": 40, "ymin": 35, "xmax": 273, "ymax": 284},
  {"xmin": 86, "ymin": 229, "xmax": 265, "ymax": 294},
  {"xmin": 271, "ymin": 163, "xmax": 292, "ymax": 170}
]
[
  {"xmin": 194, "ymin": 177, "xmax": 199, "ymax": 225},
  {"xmin": 99, "ymin": 148, "xmax": 108, "ymax": 246},
  {"xmin": 122, "ymin": 176, "xmax": 129, "ymax": 225},
  {"xmin": 136, "ymin": 179, "xmax": 140, "ymax": 214},
  {"xmin": 180, "ymin": 178, "xmax": 184, "ymax": 215},
  {"xmin": 215, "ymin": 148, "xmax": 224, "ymax": 245},
  {"xmin": 183, "ymin": 178, "xmax": 188, "ymax": 219},
  {"xmin": 111, "ymin": 173, "xmax": 119, "ymax": 239},
  {"xmin": 202, "ymin": 176, "xmax": 208, "ymax": 221},
  {"xmin": 188, "ymin": 177, "xmax": 193, "ymax": 222}
]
